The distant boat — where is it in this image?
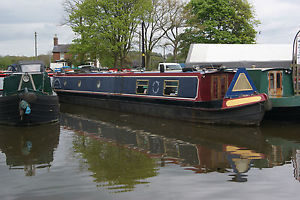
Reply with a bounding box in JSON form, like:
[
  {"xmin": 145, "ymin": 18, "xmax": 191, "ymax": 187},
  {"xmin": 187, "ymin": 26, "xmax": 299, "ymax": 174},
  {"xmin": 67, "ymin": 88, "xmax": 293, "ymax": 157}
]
[
  {"xmin": 53, "ymin": 67, "xmax": 269, "ymax": 126},
  {"xmin": 0, "ymin": 60, "xmax": 59, "ymax": 125}
]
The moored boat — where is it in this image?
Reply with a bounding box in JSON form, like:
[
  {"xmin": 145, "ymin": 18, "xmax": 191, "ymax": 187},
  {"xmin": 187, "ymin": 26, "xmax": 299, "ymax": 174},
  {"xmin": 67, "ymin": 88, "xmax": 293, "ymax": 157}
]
[
  {"xmin": 247, "ymin": 68, "xmax": 300, "ymax": 120},
  {"xmin": 53, "ymin": 68, "xmax": 269, "ymax": 126},
  {"xmin": 0, "ymin": 60, "xmax": 60, "ymax": 125}
]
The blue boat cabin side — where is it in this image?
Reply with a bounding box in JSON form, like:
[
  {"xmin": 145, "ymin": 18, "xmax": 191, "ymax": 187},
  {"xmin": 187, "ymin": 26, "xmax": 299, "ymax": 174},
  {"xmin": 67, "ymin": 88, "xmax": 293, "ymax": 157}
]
[{"xmin": 53, "ymin": 71, "xmax": 236, "ymax": 103}]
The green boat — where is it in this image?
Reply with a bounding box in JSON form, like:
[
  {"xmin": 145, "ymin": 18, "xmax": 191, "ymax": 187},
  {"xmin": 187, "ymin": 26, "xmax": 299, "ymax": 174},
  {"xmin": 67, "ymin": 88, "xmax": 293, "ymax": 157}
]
[
  {"xmin": 0, "ymin": 60, "xmax": 60, "ymax": 125},
  {"xmin": 247, "ymin": 67, "xmax": 300, "ymax": 120}
]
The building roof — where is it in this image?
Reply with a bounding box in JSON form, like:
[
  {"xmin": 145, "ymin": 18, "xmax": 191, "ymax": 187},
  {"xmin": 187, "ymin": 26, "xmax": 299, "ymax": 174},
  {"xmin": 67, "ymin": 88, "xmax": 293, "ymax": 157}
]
[
  {"xmin": 52, "ymin": 44, "xmax": 71, "ymax": 53},
  {"xmin": 186, "ymin": 44, "xmax": 293, "ymax": 68}
]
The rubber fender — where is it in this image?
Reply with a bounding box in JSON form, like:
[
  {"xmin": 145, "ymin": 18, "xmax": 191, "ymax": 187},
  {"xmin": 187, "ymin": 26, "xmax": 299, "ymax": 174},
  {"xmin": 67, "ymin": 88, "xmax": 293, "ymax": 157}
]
[
  {"xmin": 19, "ymin": 100, "xmax": 29, "ymax": 110},
  {"xmin": 264, "ymin": 100, "xmax": 272, "ymax": 111}
]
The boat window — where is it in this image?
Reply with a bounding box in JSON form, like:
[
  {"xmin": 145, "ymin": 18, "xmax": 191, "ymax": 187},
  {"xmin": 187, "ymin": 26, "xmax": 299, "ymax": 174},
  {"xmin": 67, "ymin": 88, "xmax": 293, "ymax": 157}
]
[
  {"xmin": 78, "ymin": 80, "xmax": 82, "ymax": 88},
  {"xmin": 164, "ymin": 80, "xmax": 179, "ymax": 96},
  {"xmin": 136, "ymin": 80, "xmax": 149, "ymax": 94},
  {"xmin": 166, "ymin": 64, "xmax": 182, "ymax": 70},
  {"xmin": 276, "ymin": 73, "xmax": 282, "ymax": 89},
  {"xmin": 21, "ymin": 64, "xmax": 41, "ymax": 72},
  {"xmin": 269, "ymin": 73, "xmax": 274, "ymax": 89}
]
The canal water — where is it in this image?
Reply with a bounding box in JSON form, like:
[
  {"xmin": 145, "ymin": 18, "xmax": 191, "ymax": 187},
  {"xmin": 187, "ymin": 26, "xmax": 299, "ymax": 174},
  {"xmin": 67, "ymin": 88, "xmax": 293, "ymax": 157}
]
[{"xmin": 0, "ymin": 104, "xmax": 300, "ymax": 200}]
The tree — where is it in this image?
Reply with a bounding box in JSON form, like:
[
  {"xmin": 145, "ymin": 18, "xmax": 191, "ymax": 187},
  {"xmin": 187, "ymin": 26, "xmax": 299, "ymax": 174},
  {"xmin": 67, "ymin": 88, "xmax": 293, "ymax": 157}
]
[
  {"xmin": 179, "ymin": 0, "xmax": 260, "ymax": 57},
  {"xmin": 141, "ymin": 0, "xmax": 171, "ymax": 68},
  {"xmin": 162, "ymin": 0, "xmax": 186, "ymax": 62},
  {"xmin": 67, "ymin": 0, "xmax": 151, "ymax": 68}
]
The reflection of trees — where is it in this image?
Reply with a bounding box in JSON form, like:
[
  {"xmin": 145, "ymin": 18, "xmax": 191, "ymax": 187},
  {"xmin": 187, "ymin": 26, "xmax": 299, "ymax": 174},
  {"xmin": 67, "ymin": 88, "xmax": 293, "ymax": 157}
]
[
  {"xmin": 61, "ymin": 109, "xmax": 300, "ymax": 184},
  {"xmin": 72, "ymin": 134, "xmax": 158, "ymax": 192}
]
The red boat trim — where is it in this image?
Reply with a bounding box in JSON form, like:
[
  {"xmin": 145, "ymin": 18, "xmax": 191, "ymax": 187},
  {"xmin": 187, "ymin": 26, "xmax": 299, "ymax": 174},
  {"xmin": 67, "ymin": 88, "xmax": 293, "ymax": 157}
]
[{"xmin": 55, "ymin": 72, "xmax": 203, "ymax": 77}]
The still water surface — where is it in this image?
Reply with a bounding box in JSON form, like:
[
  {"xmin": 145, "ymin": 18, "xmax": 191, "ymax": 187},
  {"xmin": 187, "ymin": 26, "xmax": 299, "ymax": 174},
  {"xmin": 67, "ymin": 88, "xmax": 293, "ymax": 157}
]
[{"xmin": 0, "ymin": 103, "xmax": 300, "ymax": 200}]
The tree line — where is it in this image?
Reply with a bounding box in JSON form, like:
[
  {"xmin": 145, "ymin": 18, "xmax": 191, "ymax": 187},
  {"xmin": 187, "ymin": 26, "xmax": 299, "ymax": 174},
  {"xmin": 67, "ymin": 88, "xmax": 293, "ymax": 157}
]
[
  {"xmin": 65, "ymin": 0, "xmax": 260, "ymax": 69},
  {"xmin": 0, "ymin": 55, "xmax": 51, "ymax": 70}
]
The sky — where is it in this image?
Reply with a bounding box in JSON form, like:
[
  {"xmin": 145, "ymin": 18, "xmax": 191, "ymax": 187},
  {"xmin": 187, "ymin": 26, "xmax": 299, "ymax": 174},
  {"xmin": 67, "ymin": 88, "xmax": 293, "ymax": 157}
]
[{"xmin": 0, "ymin": 0, "xmax": 300, "ymax": 57}]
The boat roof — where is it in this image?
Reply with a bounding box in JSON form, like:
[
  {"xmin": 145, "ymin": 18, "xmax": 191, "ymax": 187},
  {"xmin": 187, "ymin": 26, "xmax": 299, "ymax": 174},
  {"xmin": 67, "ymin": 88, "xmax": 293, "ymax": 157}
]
[
  {"xmin": 58, "ymin": 68, "xmax": 235, "ymax": 77},
  {"xmin": 246, "ymin": 67, "xmax": 291, "ymax": 72}
]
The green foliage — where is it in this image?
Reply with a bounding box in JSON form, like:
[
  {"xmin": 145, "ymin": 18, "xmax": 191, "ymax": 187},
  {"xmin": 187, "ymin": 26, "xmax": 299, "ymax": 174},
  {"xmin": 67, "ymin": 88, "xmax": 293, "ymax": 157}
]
[
  {"xmin": 68, "ymin": 0, "xmax": 151, "ymax": 68},
  {"xmin": 180, "ymin": 0, "xmax": 260, "ymax": 57}
]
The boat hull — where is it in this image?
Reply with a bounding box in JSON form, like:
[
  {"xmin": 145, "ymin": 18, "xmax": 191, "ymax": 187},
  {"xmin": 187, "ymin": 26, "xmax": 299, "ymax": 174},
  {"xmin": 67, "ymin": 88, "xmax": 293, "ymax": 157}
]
[
  {"xmin": 56, "ymin": 92, "xmax": 266, "ymax": 126},
  {"xmin": 264, "ymin": 106, "xmax": 300, "ymax": 120},
  {"xmin": 0, "ymin": 95, "xmax": 59, "ymax": 126},
  {"xmin": 263, "ymin": 96, "xmax": 300, "ymax": 120}
]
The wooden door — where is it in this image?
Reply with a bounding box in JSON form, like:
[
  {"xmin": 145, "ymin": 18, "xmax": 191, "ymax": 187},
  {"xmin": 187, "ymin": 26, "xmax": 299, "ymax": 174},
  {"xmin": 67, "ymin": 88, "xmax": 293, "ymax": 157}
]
[
  {"xmin": 211, "ymin": 75, "xmax": 228, "ymax": 100},
  {"xmin": 268, "ymin": 71, "xmax": 283, "ymax": 97}
]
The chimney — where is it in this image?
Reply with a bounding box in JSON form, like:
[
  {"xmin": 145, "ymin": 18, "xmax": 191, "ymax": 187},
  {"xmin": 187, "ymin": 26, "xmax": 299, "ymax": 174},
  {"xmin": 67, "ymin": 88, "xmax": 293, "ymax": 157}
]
[{"xmin": 54, "ymin": 34, "xmax": 58, "ymax": 46}]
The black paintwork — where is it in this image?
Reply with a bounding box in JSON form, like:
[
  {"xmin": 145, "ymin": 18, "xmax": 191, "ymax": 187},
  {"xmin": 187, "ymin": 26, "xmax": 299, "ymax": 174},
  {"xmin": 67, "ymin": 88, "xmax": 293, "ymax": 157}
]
[
  {"xmin": 0, "ymin": 94, "xmax": 59, "ymax": 126},
  {"xmin": 57, "ymin": 92, "xmax": 266, "ymax": 126}
]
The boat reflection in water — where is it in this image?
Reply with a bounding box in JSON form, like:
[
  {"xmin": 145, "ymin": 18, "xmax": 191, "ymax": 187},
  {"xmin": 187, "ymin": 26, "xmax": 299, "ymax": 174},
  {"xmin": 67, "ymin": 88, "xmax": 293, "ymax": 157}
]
[
  {"xmin": 260, "ymin": 123, "xmax": 300, "ymax": 182},
  {"xmin": 0, "ymin": 123, "xmax": 60, "ymax": 176},
  {"xmin": 60, "ymin": 103, "xmax": 300, "ymax": 191}
]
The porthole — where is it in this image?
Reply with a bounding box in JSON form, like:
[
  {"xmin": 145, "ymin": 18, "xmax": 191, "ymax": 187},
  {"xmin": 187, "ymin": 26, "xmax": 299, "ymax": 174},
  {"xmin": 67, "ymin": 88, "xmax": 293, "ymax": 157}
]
[
  {"xmin": 97, "ymin": 80, "xmax": 101, "ymax": 88},
  {"xmin": 78, "ymin": 80, "xmax": 82, "ymax": 88}
]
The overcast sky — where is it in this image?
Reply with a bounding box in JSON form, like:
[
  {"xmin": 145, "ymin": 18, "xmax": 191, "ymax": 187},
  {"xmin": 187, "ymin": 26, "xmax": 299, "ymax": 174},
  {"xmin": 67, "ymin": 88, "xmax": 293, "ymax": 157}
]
[{"xmin": 0, "ymin": 0, "xmax": 300, "ymax": 57}]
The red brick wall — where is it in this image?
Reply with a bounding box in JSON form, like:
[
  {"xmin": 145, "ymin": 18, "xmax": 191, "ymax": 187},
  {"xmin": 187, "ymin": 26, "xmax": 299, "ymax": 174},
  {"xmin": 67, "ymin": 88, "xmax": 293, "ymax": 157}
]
[
  {"xmin": 53, "ymin": 52, "xmax": 72, "ymax": 61},
  {"xmin": 53, "ymin": 52, "xmax": 60, "ymax": 61}
]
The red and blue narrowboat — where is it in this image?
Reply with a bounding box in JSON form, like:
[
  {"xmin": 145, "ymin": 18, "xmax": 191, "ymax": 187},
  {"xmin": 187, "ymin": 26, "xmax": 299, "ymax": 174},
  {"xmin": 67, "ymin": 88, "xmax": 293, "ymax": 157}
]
[{"xmin": 53, "ymin": 68, "xmax": 269, "ymax": 125}]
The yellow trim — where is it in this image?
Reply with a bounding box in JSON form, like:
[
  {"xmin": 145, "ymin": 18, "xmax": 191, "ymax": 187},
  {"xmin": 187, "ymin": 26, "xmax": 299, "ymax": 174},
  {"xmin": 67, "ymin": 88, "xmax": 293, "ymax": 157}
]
[
  {"xmin": 232, "ymin": 73, "xmax": 253, "ymax": 91},
  {"xmin": 226, "ymin": 146, "xmax": 263, "ymax": 159},
  {"xmin": 226, "ymin": 96, "xmax": 262, "ymax": 107},
  {"xmin": 163, "ymin": 80, "xmax": 179, "ymax": 96}
]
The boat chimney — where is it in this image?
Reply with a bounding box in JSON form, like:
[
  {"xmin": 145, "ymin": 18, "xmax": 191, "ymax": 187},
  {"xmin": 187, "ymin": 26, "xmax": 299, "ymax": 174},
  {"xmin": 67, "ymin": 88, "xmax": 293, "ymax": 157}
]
[{"xmin": 54, "ymin": 34, "xmax": 58, "ymax": 46}]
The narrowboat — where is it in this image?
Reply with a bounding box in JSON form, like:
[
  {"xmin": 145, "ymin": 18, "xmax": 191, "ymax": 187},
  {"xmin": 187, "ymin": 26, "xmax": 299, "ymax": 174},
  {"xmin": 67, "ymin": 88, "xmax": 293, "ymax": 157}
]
[
  {"xmin": 0, "ymin": 60, "xmax": 60, "ymax": 125},
  {"xmin": 53, "ymin": 68, "xmax": 269, "ymax": 126},
  {"xmin": 247, "ymin": 68, "xmax": 300, "ymax": 120}
]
